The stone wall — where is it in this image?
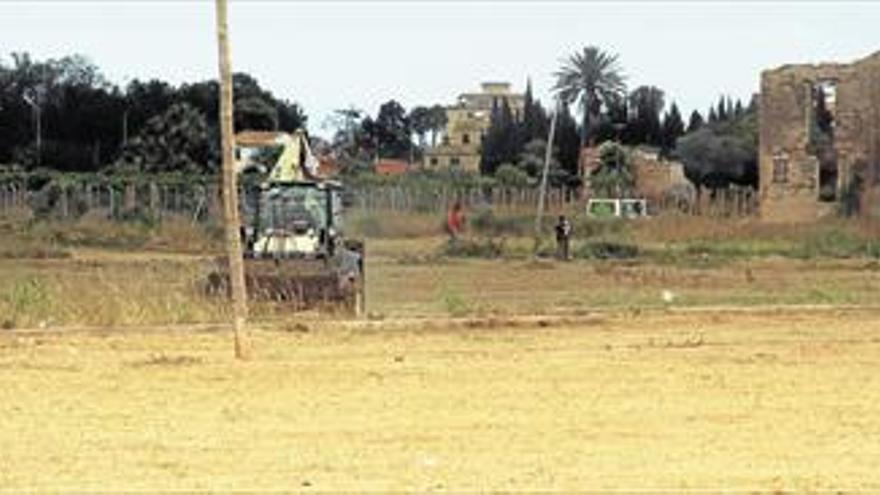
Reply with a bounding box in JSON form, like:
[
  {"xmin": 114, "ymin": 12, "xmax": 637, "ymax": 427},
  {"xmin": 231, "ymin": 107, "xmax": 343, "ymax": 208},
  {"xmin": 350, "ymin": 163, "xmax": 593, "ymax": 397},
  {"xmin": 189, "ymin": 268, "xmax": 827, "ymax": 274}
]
[
  {"xmin": 581, "ymin": 145, "xmax": 692, "ymax": 204},
  {"xmin": 759, "ymin": 51, "xmax": 880, "ymax": 221},
  {"xmin": 630, "ymin": 149, "xmax": 690, "ymax": 204}
]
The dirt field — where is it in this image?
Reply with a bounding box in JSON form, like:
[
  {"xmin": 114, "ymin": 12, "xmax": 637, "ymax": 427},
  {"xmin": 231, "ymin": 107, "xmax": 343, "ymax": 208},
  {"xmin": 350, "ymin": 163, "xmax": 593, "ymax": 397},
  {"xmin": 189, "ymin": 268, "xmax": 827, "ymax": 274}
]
[{"xmin": 2, "ymin": 310, "xmax": 879, "ymax": 491}]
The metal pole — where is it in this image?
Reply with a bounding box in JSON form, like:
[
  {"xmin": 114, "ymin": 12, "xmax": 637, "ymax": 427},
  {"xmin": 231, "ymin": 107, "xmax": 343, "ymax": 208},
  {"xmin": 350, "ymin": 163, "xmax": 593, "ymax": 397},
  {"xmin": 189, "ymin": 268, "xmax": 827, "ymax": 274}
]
[{"xmin": 533, "ymin": 99, "xmax": 559, "ymax": 256}]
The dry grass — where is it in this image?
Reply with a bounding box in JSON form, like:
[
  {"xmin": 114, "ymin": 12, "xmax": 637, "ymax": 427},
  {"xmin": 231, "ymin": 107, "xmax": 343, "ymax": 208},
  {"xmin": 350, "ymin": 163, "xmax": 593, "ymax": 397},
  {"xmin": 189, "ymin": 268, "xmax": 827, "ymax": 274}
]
[
  {"xmin": 348, "ymin": 209, "xmax": 446, "ymax": 239},
  {"xmin": 364, "ymin": 238, "xmax": 880, "ymax": 317},
  {"xmin": 628, "ymin": 213, "xmax": 880, "ymax": 244},
  {"xmin": 1, "ymin": 311, "xmax": 879, "ymax": 490},
  {"xmin": 0, "ymin": 257, "xmax": 226, "ymax": 329},
  {"xmin": 0, "ymin": 213, "xmax": 879, "ymax": 328},
  {"xmin": 1, "ymin": 237, "xmax": 879, "ymax": 327}
]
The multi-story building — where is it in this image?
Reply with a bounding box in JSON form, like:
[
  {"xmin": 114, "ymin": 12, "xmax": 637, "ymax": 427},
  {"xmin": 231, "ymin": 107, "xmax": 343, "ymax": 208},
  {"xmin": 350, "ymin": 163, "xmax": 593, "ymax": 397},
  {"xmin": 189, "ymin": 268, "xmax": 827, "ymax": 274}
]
[{"xmin": 424, "ymin": 82, "xmax": 525, "ymax": 173}]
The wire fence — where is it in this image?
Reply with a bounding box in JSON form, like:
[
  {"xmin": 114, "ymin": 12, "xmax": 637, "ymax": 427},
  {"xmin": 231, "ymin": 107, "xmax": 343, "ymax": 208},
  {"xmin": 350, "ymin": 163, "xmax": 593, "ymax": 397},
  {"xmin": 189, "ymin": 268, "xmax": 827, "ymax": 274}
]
[{"xmin": 0, "ymin": 175, "xmax": 757, "ymax": 221}]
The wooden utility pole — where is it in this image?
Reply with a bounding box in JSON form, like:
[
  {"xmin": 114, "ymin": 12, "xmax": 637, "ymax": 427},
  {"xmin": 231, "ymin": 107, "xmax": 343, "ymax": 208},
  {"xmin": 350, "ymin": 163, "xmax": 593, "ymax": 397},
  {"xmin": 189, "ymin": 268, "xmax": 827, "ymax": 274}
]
[
  {"xmin": 533, "ymin": 99, "xmax": 559, "ymax": 256},
  {"xmin": 215, "ymin": 0, "xmax": 250, "ymax": 359}
]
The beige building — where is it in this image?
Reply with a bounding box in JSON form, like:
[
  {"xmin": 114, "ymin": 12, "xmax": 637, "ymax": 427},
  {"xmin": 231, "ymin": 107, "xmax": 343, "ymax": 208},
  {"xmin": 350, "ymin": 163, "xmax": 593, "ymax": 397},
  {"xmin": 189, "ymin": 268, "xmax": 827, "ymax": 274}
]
[{"xmin": 424, "ymin": 82, "xmax": 525, "ymax": 173}]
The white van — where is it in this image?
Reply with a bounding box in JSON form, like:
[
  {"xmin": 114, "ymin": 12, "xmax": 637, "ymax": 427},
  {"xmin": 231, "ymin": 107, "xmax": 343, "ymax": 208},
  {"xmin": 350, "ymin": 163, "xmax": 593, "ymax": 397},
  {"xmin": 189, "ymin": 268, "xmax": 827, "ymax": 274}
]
[{"xmin": 586, "ymin": 198, "xmax": 648, "ymax": 219}]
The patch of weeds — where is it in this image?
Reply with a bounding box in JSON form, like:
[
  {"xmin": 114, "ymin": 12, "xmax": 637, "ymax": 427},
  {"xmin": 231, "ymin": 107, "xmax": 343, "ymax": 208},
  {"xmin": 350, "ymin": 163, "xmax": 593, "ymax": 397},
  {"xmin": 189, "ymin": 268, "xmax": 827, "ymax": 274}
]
[
  {"xmin": 4, "ymin": 278, "xmax": 52, "ymax": 328},
  {"xmin": 576, "ymin": 241, "xmax": 639, "ymax": 260},
  {"xmin": 440, "ymin": 287, "xmax": 473, "ymax": 317},
  {"xmin": 471, "ymin": 209, "xmax": 530, "ymax": 237},
  {"xmin": 572, "ymin": 217, "xmax": 629, "ymax": 239},
  {"xmin": 442, "ymin": 237, "xmax": 506, "ymax": 258},
  {"xmin": 793, "ymin": 229, "xmax": 880, "ymax": 259},
  {"xmin": 0, "ymin": 244, "xmax": 70, "ymax": 260},
  {"xmin": 394, "ymin": 252, "xmax": 445, "ymax": 265},
  {"xmin": 130, "ymin": 353, "xmax": 203, "ymax": 367}
]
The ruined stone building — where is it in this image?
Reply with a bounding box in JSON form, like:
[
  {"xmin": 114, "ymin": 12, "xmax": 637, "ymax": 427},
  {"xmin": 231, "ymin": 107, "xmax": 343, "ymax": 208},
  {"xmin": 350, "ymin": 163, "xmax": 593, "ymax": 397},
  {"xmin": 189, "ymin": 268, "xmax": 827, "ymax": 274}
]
[
  {"xmin": 580, "ymin": 145, "xmax": 693, "ymax": 209},
  {"xmin": 423, "ymin": 82, "xmax": 525, "ymax": 173},
  {"xmin": 760, "ymin": 51, "xmax": 880, "ymax": 221}
]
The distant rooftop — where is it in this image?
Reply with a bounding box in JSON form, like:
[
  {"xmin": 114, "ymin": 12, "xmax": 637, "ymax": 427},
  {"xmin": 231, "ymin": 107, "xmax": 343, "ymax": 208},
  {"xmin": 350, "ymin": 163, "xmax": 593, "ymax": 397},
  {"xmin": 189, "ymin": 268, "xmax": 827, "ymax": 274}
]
[
  {"xmin": 480, "ymin": 81, "xmax": 512, "ymax": 94},
  {"xmin": 235, "ymin": 130, "xmax": 288, "ymax": 147}
]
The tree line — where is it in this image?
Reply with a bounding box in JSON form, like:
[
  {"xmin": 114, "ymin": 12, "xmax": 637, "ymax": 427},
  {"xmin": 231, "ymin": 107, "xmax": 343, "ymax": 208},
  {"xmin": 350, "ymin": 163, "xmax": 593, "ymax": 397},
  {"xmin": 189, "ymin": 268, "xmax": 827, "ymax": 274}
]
[
  {"xmin": 2, "ymin": 49, "xmax": 759, "ymax": 193},
  {"xmin": 0, "ymin": 52, "xmax": 306, "ymax": 174}
]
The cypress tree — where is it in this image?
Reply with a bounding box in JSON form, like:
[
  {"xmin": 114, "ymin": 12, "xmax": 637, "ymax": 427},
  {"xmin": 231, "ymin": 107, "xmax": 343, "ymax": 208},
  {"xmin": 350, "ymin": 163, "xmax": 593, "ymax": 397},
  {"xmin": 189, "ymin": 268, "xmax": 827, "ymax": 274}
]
[
  {"xmin": 480, "ymin": 97, "xmax": 518, "ymax": 175},
  {"xmin": 708, "ymin": 106, "xmax": 718, "ymax": 124},
  {"xmin": 687, "ymin": 110, "xmax": 704, "ymax": 133},
  {"xmin": 554, "ymin": 104, "xmax": 581, "ymax": 179},
  {"xmin": 733, "ymin": 98, "xmax": 744, "ymax": 117},
  {"xmin": 661, "ymin": 102, "xmax": 685, "ymax": 153},
  {"xmin": 716, "ymin": 96, "xmax": 728, "ymax": 121}
]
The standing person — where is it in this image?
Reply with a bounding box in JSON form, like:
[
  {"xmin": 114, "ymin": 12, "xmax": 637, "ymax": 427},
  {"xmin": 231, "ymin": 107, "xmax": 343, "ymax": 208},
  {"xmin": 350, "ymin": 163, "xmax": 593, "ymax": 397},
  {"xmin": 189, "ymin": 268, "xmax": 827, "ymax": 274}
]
[
  {"xmin": 555, "ymin": 214, "xmax": 572, "ymax": 260},
  {"xmin": 446, "ymin": 201, "xmax": 465, "ymax": 243}
]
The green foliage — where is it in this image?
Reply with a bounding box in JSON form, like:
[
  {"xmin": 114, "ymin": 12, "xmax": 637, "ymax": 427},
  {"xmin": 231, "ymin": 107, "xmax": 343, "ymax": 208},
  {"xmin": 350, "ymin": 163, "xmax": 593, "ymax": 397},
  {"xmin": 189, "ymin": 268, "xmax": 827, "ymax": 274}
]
[
  {"xmin": 114, "ymin": 102, "xmax": 219, "ymax": 174},
  {"xmin": 591, "ymin": 141, "xmax": 635, "ymax": 197},
  {"xmin": 794, "ymin": 229, "xmax": 880, "ymax": 259},
  {"xmin": 576, "ymin": 241, "xmax": 639, "ymax": 259},
  {"xmin": 687, "ymin": 110, "xmax": 705, "ymax": 133},
  {"xmin": 554, "ymin": 105, "xmax": 581, "ymax": 178},
  {"xmin": 627, "ymin": 85, "xmax": 665, "ymax": 146},
  {"xmin": 470, "ymin": 209, "xmax": 530, "ymax": 237},
  {"xmin": 494, "ymin": 164, "xmax": 532, "ymax": 188},
  {"xmin": 521, "ymin": 79, "xmax": 549, "ymax": 143},
  {"xmin": 677, "ymin": 108, "xmax": 758, "ymax": 189},
  {"xmin": 660, "ymin": 103, "xmax": 685, "ymax": 154},
  {"xmin": 442, "ymin": 237, "xmax": 506, "ymax": 258},
  {"xmin": 517, "ymin": 139, "xmax": 554, "ymax": 177},
  {"xmin": 0, "ymin": 52, "xmax": 307, "ymax": 172},
  {"xmin": 362, "ymin": 100, "xmax": 411, "ymax": 159},
  {"xmin": 345, "ymin": 167, "xmax": 495, "ymax": 191},
  {"xmin": 408, "ymin": 105, "xmax": 433, "ymax": 149},
  {"xmin": 440, "ymin": 287, "xmax": 473, "ymax": 317},
  {"xmin": 481, "ymin": 97, "xmax": 519, "ymax": 175},
  {"xmin": 572, "ymin": 216, "xmax": 627, "ymax": 239},
  {"xmin": 234, "ymin": 96, "xmax": 278, "ymax": 131},
  {"xmin": 553, "ymin": 46, "xmax": 627, "ymax": 146}
]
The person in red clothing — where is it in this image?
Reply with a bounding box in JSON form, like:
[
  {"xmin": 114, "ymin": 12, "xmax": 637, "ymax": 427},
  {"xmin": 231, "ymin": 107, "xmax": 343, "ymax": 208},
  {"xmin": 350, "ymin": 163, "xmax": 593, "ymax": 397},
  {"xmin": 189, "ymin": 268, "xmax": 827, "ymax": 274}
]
[{"xmin": 446, "ymin": 201, "xmax": 465, "ymax": 242}]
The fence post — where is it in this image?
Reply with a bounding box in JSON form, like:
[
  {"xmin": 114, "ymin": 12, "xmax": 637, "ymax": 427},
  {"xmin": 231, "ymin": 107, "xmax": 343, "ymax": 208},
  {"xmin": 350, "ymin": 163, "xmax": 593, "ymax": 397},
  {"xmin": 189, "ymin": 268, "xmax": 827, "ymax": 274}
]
[
  {"xmin": 122, "ymin": 181, "xmax": 135, "ymax": 214},
  {"xmin": 59, "ymin": 185, "xmax": 69, "ymax": 219},
  {"xmin": 149, "ymin": 182, "xmax": 160, "ymax": 220},
  {"xmin": 108, "ymin": 185, "xmax": 115, "ymax": 219}
]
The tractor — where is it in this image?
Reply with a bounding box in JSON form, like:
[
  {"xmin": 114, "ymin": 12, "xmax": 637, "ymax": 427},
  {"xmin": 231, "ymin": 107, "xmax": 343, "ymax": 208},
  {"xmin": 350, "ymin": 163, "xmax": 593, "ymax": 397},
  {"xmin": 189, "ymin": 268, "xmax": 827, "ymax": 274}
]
[{"xmin": 206, "ymin": 130, "xmax": 365, "ymax": 315}]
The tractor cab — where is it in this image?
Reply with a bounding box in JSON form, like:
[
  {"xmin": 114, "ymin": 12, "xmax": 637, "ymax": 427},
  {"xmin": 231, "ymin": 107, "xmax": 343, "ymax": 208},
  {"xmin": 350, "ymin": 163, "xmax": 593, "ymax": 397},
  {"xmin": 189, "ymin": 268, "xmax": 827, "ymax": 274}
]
[{"xmin": 242, "ymin": 179, "xmax": 345, "ymax": 259}]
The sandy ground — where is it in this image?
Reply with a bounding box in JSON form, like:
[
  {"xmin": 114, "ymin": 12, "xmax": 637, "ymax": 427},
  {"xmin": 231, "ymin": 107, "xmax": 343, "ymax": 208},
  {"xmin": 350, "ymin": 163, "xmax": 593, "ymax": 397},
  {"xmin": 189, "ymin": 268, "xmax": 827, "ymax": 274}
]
[{"xmin": 2, "ymin": 310, "xmax": 879, "ymax": 491}]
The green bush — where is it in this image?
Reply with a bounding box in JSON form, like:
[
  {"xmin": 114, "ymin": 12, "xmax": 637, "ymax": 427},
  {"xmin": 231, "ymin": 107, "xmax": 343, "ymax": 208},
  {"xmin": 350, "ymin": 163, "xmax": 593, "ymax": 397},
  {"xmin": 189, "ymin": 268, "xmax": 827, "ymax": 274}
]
[
  {"xmin": 442, "ymin": 238, "xmax": 506, "ymax": 258},
  {"xmin": 576, "ymin": 241, "xmax": 639, "ymax": 260},
  {"xmin": 572, "ymin": 216, "xmax": 629, "ymax": 239},
  {"xmin": 794, "ymin": 229, "xmax": 880, "ymax": 259},
  {"xmin": 470, "ymin": 209, "xmax": 530, "ymax": 237}
]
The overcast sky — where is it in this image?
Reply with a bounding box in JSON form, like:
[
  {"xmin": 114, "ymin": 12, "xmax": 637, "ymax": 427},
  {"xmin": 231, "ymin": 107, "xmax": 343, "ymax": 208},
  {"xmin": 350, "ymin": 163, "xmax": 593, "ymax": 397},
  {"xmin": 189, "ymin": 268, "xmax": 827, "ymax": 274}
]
[{"xmin": 1, "ymin": 1, "xmax": 878, "ymax": 136}]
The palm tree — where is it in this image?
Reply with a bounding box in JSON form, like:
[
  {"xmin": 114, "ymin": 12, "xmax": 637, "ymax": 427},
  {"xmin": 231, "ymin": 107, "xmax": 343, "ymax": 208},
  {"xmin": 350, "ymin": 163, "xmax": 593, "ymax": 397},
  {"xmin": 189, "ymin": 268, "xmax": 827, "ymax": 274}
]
[
  {"xmin": 215, "ymin": 0, "xmax": 250, "ymax": 359},
  {"xmin": 553, "ymin": 46, "xmax": 626, "ymax": 151}
]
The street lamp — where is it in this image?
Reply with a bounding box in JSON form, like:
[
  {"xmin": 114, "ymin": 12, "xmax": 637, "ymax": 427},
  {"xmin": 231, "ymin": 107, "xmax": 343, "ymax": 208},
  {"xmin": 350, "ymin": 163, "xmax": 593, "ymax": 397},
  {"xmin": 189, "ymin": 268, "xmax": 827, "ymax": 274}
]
[{"xmin": 22, "ymin": 89, "xmax": 41, "ymax": 166}]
